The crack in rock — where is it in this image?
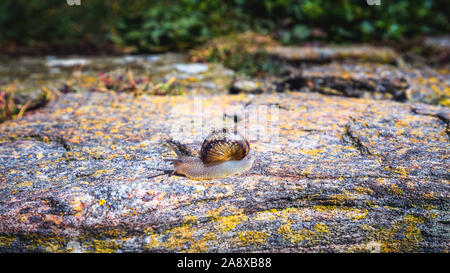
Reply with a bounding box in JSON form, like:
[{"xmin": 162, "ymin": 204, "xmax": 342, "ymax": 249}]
[{"xmin": 342, "ymin": 124, "xmax": 373, "ymax": 157}]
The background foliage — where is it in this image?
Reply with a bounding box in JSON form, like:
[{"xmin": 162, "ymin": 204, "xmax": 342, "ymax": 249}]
[{"xmin": 0, "ymin": 0, "xmax": 448, "ymax": 52}]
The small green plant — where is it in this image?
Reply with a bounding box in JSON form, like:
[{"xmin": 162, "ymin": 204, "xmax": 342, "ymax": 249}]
[
  {"xmin": 0, "ymin": 84, "xmax": 31, "ymax": 122},
  {"xmin": 110, "ymin": 2, "xmax": 212, "ymax": 52},
  {"xmin": 61, "ymin": 69, "xmax": 182, "ymax": 96},
  {"xmin": 190, "ymin": 32, "xmax": 285, "ymax": 76}
]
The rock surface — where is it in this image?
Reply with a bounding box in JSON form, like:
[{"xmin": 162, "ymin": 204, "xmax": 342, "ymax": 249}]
[
  {"xmin": 267, "ymin": 45, "xmax": 399, "ymax": 64},
  {"xmin": 2, "ymin": 47, "xmax": 448, "ymax": 109},
  {"xmin": 0, "ymin": 91, "xmax": 448, "ymax": 252},
  {"xmin": 0, "ymin": 53, "xmax": 234, "ymax": 110},
  {"xmin": 152, "ymin": 62, "xmax": 234, "ymax": 93},
  {"xmin": 277, "ymin": 63, "xmax": 450, "ymax": 106},
  {"xmin": 424, "ymin": 36, "xmax": 450, "ymax": 51}
]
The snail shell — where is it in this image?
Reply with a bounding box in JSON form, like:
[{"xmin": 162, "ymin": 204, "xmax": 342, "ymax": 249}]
[
  {"xmin": 165, "ymin": 128, "xmax": 254, "ymax": 180},
  {"xmin": 200, "ymin": 128, "xmax": 250, "ymax": 164}
]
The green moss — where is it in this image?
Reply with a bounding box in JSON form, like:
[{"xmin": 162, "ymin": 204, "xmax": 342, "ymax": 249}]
[{"xmin": 190, "ymin": 32, "xmax": 284, "ymax": 76}]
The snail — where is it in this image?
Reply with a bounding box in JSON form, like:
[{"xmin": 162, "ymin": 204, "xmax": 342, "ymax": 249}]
[{"xmin": 165, "ymin": 128, "xmax": 254, "ymax": 180}]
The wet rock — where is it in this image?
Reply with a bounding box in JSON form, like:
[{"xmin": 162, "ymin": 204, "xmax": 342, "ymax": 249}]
[
  {"xmin": 267, "ymin": 45, "xmax": 399, "ymax": 64},
  {"xmin": 172, "ymin": 63, "xmax": 209, "ymax": 74},
  {"xmin": 0, "ymin": 53, "xmax": 235, "ymax": 122},
  {"xmin": 2, "ymin": 53, "xmax": 187, "ymax": 80},
  {"xmin": 276, "ymin": 63, "xmax": 449, "ymax": 106},
  {"xmin": 230, "ymin": 77, "xmax": 273, "ymax": 94},
  {"xmin": 424, "ymin": 36, "xmax": 450, "ymax": 51},
  {"xmin": 153, "ymin": 63, "xmax": 234, "ymax": 93},
  {"xmin": 46, "ymin": 58, "xmax": 91, "ymax": 68},
  {"xmin": 0, "ymin": 91, "xmax": 448, "ymax": 252},
  {"xmin": 0, "ymin": 53, "xmax": 189, "ymax": 107},
  {"xmin": 423, "ymin": 36, "xmax": 450, "ymax": 66}
]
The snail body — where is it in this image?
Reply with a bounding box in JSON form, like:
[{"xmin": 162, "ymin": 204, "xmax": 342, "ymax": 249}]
[{"xmin": 166, "ymin": 128, "xmax": 254, "ymax": 180}]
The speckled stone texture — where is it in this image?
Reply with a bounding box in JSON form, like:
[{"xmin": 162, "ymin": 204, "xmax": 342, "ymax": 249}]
[
  {"xmin": 0, "ymin": 91, "xmax": 448, "ymax": 252},
  {"xmin": 279, "ymin": 62, "xmax": 450, "ymax": 105}
]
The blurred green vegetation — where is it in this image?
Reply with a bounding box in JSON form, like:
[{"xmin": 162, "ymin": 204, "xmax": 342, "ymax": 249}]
[{"xmin": 0, "ymin": 0, "xmax": 448, "ymax": 53}]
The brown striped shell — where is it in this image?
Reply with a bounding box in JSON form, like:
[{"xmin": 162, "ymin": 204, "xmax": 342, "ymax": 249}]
[{"xmin": 200, "ymin": 128, "xmax": 250, "ymax": 165}]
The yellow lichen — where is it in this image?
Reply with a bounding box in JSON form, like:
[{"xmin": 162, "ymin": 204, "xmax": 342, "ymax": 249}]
[
  {"xmin": 0, "ymin": 235, "xmax": 15, "ymax": 247},
  {"xmin": 215, "ymin": 214, "xmax": 248, "ymax": 232},
  {"xmin": 330, "ymin": 191, "xmax": 356, "ymax": 204},
  {"xmin": 91, "ymin": 239, "xmax": 120, "ymax": 253},
  {"xmin": 439, "ymin": 98, "xmax": 450, "ymax": 106},
  {"xmin": 99, "ymin": 229, "xmax": 126, "ymax": 238},
  {"xmin": 391, "ymin": 166, "xmax": 408, "ymax": 178},
  {"xmin": 314, "ymin": 223, "xmax": 329, "ymax": 234},
  {"xmin": 24, "ymin": 235, "xmax": 68, "ymax": 253},
  {"xmin": 277, "ymin": 224, "xmax": 316, "ymax": 244},
  {"xmin": 98, "ymin": 199, "xmax": 107, "ymax": 206},
  {"xmin": 93, "ymin": 169, "xmax": 110, "ymax": 176},
  {"xmin": 422, "ymin": 204, "xmax": 435, "ymax": 210},
  {"xmin": 422, "ymin": 192, "xmax": 437, "ymax": 199},
  {"xmin": 236, "ymin": 231, "xmax": 269, "ymax": 247},
  {"xmin": 188, "ymin": 233, "xmax": 216, "ymax": 253},
  {"xmin": 146, "ymin": 220, "xmax": 216, "ymax": 252},
  {"xmin": 346, "ymin": 209, "xmax": 368, "ymax": 220},
  {"xmin": 369, "ymin": 215, "xmax": 426, "ymax": 253},
  {"xmin": 162, "ymin": 225, "xmax": 195, "ymax": 250},
  {"xmin": 206, "ymin": 206, "xmax": 248, "ymax": 232},
  {"xmin": 15, "ymin": 181, "xmax": 33, "ymax": 187},
  {"xmin": 183, "ymin": 215, "xmax": 198, "ymax": 225},
  {"xmin": 389, "ymin": 184, "xmax": 403, "ymax": 195},
  {"xmin": 298, "ymin": 149, "xmax": 325, "ymax": 157},
  {"xmin": 354, "ymin": 186, "xmax": 374, "ymax": 195},
  {"xmin": 256, "ymin": 209, "xmax": 278, "ymax": 221},
  {"xmin": 313, "ymin": 205, "xmax": 368, "ymax": 220}
]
